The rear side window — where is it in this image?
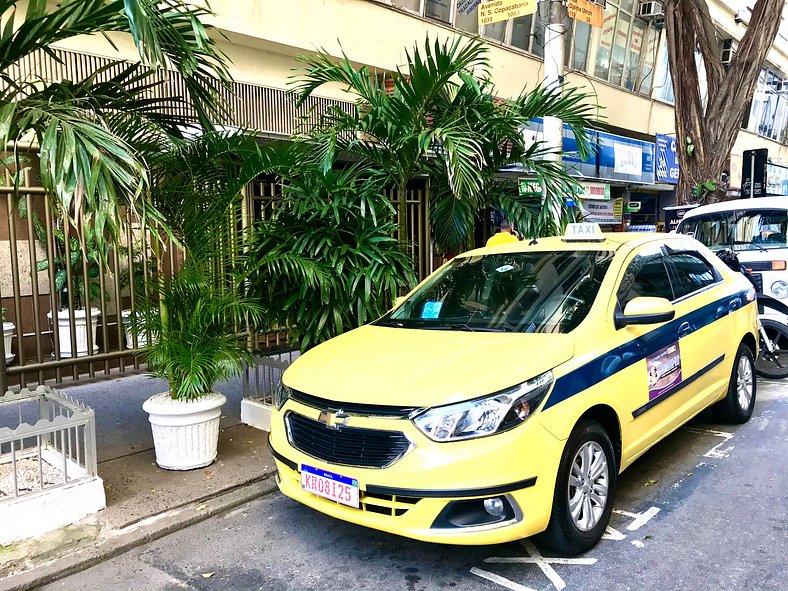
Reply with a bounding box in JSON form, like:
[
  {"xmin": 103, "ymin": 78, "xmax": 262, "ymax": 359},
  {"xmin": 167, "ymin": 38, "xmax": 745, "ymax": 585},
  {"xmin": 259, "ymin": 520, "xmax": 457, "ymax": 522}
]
[
  {"xmin": 666, "ymin": 251, "xmax": 720, "ymax": 299},
  {"xmin": 617, "ymin": 250, "xmax": 674, "ymax": 309}
]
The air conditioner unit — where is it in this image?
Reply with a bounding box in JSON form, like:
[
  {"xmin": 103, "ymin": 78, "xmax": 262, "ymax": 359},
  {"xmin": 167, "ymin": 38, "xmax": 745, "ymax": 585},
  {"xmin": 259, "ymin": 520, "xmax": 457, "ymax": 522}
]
[
  {"xmin": 638, "ymin": 1, "xmax": 665, "ymax": 25},
  {"xmin": 721, "ymin": 39, "xmax": 736, "ymax": 66}
]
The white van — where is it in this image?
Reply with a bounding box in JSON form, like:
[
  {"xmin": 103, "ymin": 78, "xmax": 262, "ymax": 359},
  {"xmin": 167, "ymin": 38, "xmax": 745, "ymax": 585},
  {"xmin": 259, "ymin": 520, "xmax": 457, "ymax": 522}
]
[{"xmin": 675, "ymin": 196, "xmax": 788, "ymax": 302}]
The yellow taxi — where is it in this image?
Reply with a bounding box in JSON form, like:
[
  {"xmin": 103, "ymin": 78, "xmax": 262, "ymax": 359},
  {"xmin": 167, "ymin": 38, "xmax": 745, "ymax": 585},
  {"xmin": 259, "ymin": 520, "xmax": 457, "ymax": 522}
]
[{"xmin": 267, "ymin": 224, "xmax": 759, "ymax": 554}]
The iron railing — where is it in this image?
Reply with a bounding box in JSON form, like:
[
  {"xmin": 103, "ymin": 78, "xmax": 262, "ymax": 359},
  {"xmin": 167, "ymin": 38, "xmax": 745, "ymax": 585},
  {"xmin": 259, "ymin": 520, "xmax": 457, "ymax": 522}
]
[{"xmin": 0, "ymin": 386, "xmax": 97, "ymax": 500}]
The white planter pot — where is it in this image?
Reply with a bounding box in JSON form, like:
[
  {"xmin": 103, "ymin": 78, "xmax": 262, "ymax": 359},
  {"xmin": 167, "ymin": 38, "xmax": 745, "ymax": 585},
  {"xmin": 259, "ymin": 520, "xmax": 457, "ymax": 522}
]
[
  {"xmin": 121, "ymin": 309, "xmax": 149, "ymax": 349},
  {"xmin": 143, "ymin": 391, "xmax": 227, "ymax": 471},
  {"xmin": 2, "ymin": 321, "xmax": 14, "ymax": 363},
  {"xmin": 47, "ymin": 308, "xmax": 100, "ymax": 358}
]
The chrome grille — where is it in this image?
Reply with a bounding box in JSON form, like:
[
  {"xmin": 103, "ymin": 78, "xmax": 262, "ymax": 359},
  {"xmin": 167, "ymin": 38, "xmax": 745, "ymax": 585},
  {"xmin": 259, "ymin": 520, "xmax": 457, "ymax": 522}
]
[{"xmin": 285, "ymin": 412, "xmax": 411, "ymax": 468}]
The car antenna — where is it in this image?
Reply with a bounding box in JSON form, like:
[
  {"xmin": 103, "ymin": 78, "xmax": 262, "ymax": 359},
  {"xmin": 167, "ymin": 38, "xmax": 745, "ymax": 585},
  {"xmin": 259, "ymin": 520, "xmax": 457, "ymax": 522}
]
[{"xmin": 528, "ymin": 237, "xmax": 538, "ymax": 246}]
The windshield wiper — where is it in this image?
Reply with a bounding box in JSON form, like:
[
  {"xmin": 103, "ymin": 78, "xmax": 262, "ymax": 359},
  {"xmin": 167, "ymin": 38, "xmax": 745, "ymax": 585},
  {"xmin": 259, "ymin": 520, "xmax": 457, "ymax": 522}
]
[
  {"xmin": 447, "ymin": 324, "xmax": 507, "ymax": 332},
  {"xmin": 375, "ymin": 319, "xmax": 405, "ymax": 328}
]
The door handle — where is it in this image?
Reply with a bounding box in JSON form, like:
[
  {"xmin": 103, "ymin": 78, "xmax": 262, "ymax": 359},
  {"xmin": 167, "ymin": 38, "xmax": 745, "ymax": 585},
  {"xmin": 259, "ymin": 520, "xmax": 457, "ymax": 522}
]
[{"xmin": 678, "ymin": 321, "xmax": 693, "ymax": 338}]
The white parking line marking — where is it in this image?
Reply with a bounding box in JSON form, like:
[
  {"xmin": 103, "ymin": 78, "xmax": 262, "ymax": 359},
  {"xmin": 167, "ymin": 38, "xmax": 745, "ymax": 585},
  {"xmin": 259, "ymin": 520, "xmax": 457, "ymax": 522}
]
[
  {"xmin": 631, "ymin": 540, "xmax": 645, "ymax": 548},
  {"xmin": 683, "ymin": 427, "xmax": 735, "ymax": 458},
  {"xmin": 753, "ymin": 410, "xmax": 775, "ymax": 431},
  {"xmin": 602, "ymin": 525, "xmax": 626, "ymax": 541},
  {"xmin": 612, "ymin": 506, "xmax": 661, "ymax": 531},
  {"xmin": 470, "ymin": 567, "xmax": 537, "ymax": 591},
  {"xmin": 484, "ymin": 540, "xmax": 597, "ymax": 591}
]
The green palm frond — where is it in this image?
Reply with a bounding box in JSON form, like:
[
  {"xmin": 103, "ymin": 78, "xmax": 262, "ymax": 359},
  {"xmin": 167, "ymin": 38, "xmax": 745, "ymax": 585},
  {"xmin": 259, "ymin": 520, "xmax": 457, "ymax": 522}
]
[{"xmin": 134, "ymin": 264, "xmax": 264, "ymax": 400}]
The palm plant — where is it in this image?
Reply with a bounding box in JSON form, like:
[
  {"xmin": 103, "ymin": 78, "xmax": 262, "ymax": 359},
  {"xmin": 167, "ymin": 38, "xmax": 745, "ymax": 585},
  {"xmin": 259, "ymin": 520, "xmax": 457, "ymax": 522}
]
[
  {"xmin": 0, "ymin": 0, "xmax": 231, "ymax": 251},
  {"xmin": 292, "ymin": 36, "xmax": 600, "ymax": 250},
  {"xmin": 244, "ymin": 164, "xmax": 417, "ymax": 351},
  {"xmin": 134, "ymin": 263, "xmax": 264, "ymax": 401}
]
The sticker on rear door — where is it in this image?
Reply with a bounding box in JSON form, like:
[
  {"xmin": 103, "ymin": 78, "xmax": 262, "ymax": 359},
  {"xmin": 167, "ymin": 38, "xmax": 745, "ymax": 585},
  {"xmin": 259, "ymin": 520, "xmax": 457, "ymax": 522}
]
[{"xmin": 647, "ymin": 342, "xmax": 682, "ymax": 400}]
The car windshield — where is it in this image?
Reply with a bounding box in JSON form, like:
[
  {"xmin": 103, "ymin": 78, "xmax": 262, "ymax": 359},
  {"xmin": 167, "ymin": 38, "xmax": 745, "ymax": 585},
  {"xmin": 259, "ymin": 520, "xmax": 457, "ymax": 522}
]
[
  {"xmin": 678, "ymin": 209, "xmax": 788, "ymax": 252},
  {"xmin": 377, "ymin": 250, "xmax": 614, "ymax": 334}
]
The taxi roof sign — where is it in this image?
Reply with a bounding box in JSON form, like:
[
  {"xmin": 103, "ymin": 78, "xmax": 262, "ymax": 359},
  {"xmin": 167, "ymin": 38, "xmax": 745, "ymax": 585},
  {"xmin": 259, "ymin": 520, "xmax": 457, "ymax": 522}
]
[{"xmin": 563, "ymin": 223, "xmax": 606, "ymax": 242}]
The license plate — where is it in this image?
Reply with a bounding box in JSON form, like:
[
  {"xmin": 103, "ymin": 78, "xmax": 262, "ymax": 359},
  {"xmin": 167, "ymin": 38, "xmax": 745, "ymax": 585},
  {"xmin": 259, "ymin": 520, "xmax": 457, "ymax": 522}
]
[{"xmin": 301, "ymin": 464, "xmax": 359, "ymax": 508}]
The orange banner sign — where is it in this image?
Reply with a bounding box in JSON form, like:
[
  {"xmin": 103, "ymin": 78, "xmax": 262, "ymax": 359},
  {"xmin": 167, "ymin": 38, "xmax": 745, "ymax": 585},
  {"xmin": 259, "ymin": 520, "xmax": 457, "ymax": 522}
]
[{"xmin": 567, "ymin": 0, "xmax": 604, "ymax": 27}]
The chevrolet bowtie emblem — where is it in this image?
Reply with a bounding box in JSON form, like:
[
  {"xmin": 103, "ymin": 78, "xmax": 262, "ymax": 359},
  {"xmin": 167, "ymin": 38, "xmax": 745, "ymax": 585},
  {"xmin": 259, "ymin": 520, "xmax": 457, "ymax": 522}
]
[{"xmin": 318, "ymin": 409, "xmax": 349, "ymax": 429}]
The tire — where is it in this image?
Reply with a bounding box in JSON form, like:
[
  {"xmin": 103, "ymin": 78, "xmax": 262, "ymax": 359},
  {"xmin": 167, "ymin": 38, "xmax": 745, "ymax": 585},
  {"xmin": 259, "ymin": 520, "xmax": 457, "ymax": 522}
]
[
  {"xmin": 536, "ymin": 420, "xmax": 616, "ymax": 555},
  {"xmin": 714, "ymin": 342, "xmax": 756, "ymax": 424},
  {"xmin": 755, "ymin": 319, "xmax": 788, "ymax": 380}
]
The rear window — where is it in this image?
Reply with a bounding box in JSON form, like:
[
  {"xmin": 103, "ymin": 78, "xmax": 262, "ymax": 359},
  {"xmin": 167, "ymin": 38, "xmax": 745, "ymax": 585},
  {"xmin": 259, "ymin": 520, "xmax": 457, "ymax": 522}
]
[{"xmin": 678, "ymin": 209, "xmax": 788, "ymax": 252}]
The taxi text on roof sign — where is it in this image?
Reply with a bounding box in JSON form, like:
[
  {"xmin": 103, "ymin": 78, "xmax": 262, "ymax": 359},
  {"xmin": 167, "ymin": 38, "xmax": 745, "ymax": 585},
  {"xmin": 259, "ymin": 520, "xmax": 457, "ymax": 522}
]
[
  {"xmin": 563, "ymin": 222, "xmax": 606, "ymax": 241},
  {"xmin": 478, "ymin": 0, "xmax": 536, "ymax": 26}
]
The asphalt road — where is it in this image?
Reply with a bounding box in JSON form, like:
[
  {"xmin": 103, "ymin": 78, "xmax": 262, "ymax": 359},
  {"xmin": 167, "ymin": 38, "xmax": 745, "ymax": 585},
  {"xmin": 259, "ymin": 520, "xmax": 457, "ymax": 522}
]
[{"xmin": 41, "ymin": 380, "xmax": 788, "ymax": 591}]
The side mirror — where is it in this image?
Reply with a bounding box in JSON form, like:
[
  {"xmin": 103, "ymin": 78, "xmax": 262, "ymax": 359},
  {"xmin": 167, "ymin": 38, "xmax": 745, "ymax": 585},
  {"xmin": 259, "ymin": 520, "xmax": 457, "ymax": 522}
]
[
  {"xmin": 615, "ymin": 297, "xmax": 675, "ymax": 329},
  {"xmin": 392, "ymin": 295, "xmax": 407, "ymax": 309}
]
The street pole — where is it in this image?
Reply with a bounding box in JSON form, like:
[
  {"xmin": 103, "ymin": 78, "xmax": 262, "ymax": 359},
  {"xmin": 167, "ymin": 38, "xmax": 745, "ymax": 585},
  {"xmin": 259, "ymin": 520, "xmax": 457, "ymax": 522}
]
[
  {"xmin": 543, "ymin": 0, "xmax": 566, "ymax": 226},
  {"xmin": 543, "ymin": 0, "xmax": 566, "ymax": 165}
]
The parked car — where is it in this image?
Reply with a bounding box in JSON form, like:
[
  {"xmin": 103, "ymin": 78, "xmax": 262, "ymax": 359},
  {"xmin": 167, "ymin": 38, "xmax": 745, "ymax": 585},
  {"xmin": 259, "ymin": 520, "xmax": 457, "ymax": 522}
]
[
  {"xmin": 676, "ymin": 197, "xmax": 788, "ymax": 304},
  {"xmin": 267, "ymin": 224, "xmax": 758, "ymax": 555}
]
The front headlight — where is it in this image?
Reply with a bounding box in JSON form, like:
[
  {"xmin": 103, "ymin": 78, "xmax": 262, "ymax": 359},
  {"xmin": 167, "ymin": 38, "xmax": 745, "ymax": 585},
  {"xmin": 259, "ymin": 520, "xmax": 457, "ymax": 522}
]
[
  {"xmin": 272, "ymin": 382, "xmax": 292, "ymax": 410},
  {"xmin": 412, "ymin": 371, "xmax": 554, "ymax": 442},
  {"xmin": 771, "ymin": 280, "xmax": 788, "ymax": 299}
]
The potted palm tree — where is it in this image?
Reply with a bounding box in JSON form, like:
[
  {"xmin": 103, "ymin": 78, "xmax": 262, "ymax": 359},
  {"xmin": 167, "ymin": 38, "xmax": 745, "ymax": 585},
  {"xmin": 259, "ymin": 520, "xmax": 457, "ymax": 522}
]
[
  {"xmin": 1, "ymin": 308, "xmax": 14, "ymax": 363},
  {"xmin": 135, "ymin": 265, "xmax": 263, "ymax": 470}
]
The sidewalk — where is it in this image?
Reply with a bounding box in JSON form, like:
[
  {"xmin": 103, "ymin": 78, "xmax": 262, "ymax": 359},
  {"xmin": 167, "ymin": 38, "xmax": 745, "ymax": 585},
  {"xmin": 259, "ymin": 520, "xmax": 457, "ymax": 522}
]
[{"xmin": 0, "ymin": 373, "xmax": 277, "ymax": 591}]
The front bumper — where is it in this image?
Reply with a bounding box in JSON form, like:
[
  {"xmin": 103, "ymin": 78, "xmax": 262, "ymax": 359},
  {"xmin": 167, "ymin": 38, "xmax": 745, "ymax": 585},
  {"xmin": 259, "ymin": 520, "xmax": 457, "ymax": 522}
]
[{"xmin": 268, "ymin": 400, "xmax": 565, "ymax": 545}]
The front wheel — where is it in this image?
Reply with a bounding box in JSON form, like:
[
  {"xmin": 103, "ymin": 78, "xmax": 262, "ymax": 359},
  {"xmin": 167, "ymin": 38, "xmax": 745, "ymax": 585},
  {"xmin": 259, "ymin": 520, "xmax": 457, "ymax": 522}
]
[
  {"xmin": 715, "ymin": 343, "xmax": 756, "ymax": 423},
  {"xmin": 755, "ymin": 319, "xmax": 788, "ymax": 379},
  {"xmin": 537, "ymin": 420, "xmax": 616, "ymax": 555}
]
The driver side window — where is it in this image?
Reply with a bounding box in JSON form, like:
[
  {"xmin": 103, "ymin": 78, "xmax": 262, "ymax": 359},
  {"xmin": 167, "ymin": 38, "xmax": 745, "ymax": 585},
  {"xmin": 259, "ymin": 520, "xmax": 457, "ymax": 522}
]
[{"xmin": 616, "ymin": 250, "xmax": 674, "ymax": 310}]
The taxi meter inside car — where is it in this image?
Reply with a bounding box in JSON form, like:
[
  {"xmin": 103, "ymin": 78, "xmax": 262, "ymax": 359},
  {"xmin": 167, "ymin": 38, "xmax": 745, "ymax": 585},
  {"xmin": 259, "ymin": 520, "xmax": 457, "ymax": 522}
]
[{"xmin": 268, "ymin": 224, "xmax": 758, "ymax": 554}]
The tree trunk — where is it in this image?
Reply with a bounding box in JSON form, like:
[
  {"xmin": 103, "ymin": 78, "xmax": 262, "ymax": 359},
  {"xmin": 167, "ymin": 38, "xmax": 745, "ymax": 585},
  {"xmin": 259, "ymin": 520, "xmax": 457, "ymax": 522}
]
[{"xmin": 663, "ymin": 0, "xmax": 786, "ymax": 204}]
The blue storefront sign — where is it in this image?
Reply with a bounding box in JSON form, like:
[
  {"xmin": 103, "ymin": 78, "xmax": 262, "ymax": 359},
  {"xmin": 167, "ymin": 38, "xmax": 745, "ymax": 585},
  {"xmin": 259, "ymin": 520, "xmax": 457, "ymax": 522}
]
[
  {"xmin": 655, "ymin": 134, "xmax": 680, "ymax": 184},
  {"xmin": 510, "ymin": 119, "xmax": 656, "ymax": 185}
]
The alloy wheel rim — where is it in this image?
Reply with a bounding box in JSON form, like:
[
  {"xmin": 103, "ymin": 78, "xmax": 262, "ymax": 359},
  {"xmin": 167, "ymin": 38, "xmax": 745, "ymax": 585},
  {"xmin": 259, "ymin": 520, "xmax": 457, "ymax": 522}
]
[
  {"xmin": 567, "ymin": 441, "xmax": 608, "ymax": 532},
  {"xmin": 736, "ymin": 355, "xmax": 754, "ymax": 411}
]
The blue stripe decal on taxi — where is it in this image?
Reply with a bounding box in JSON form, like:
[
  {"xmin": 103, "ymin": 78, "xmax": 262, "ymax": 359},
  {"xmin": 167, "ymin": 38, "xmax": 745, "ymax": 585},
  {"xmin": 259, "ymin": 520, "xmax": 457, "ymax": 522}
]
[{"xmin": 542, "ymin": 289, "xmax": 751, "ymax": 411}]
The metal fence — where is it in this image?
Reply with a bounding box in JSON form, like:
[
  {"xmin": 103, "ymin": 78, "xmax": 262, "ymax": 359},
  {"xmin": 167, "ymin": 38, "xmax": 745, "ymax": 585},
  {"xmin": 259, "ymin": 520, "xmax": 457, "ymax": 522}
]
[{"xmin": 0, "ymin": 386, "xmax": 97, "ymax": 500}]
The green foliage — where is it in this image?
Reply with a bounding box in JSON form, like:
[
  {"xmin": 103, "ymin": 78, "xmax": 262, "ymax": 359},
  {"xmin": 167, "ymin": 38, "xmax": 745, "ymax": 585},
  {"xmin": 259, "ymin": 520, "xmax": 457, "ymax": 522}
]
[
  {"xmin": 685, "ymin": 136, "xmax": 695, "ymax": 158},
  {"xmin": 292, "ymin": 36, "xmax": 600, "ymax": 250},
  {"xmin": 0, "ymin": 0, "xmax": 231, "ymax": 252},
  {"xmin": 133, "ymin": 264, "xmax": 264, "ymax": 401},
  {"xmin": 18, "ymin": 199, "xmax": 109, "ymax": 309},
  {"xmin": 243, "ymin": 165, "xmax": 417, "ymax": 351},
  {"xmin": 692, "ymin": 179, "xmax": 718, "ymax": 199}
]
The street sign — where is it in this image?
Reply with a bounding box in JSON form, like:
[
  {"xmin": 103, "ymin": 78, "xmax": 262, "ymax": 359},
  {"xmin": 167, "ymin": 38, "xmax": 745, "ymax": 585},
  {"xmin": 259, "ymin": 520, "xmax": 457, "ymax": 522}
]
[
  {"xmin": 742, "ymin": 148, "xmax": 768, "ymax": 197},
  {"xmin": 655, "ymin": 134, "xmax": 679, "ymax": 184},
  {"xmin": 567, "ymin": 0, "xmax": 603, "ymax": 27},
  {"xmin": 478, "ymin": 0, "xmax": 537, "ymax": 26}
]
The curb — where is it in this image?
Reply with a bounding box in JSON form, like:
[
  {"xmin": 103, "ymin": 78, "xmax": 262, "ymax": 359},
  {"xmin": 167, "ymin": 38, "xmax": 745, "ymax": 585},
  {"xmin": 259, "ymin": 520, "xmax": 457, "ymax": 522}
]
[{"xmin": 0, "ymin": 473, "xmax": 279, "ymax": 591}]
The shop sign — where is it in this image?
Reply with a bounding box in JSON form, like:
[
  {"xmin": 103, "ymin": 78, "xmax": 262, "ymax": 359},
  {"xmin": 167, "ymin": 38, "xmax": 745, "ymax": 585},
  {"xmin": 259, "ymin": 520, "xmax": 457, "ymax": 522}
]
[
  {"xmin": 614, "ymin": 142, "xmax": 643, "ymax": 175},
  {"xmin": 576, "ymin": 182, "xmax": 611, "ymax": 200},
  {"xmin": 567, "ymin": 0, "xmax": 603, "ymax": 27},
  {"xmin": 578, "ymin": 198, "xmax": 623, "ymax": 224},
  {"xmin": 478, "ymin": 0, "xmax": 536, "ymax": 26},
  {"xmin": 664, "ymin": 204, "xmax": 698, "ymax": 232},
  {"xmin": 655, "ymin": 134, "xmax": 679, "ymax": 184},
  {"xmin": 597, "ymin": 131, "xmax": 655, "ymax": 184},
  {"xmin": 625, "ymin": 201, "xmax": 641, "ymax": 213},
  {"xmin": 518, "ymin": 178, "xmax": 542, "ymax": 196}
]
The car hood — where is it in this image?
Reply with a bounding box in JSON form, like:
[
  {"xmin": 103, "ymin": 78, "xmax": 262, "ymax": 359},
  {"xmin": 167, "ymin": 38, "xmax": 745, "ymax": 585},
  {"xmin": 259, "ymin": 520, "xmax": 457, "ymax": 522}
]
[{"xmin": 283, "ymin": 325, "xmax": 574, "ymax": 408}]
